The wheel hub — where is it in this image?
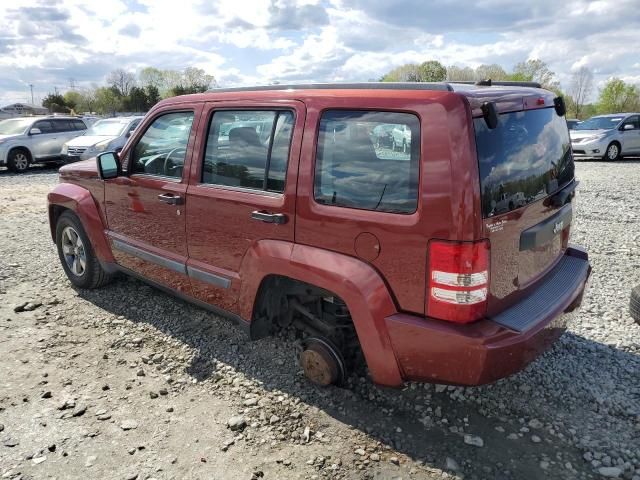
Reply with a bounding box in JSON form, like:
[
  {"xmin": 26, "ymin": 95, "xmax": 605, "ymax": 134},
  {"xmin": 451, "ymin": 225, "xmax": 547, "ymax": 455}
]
[{"xmin": 300, "ymin": 338, "xmax": 345, "ymax": 386}]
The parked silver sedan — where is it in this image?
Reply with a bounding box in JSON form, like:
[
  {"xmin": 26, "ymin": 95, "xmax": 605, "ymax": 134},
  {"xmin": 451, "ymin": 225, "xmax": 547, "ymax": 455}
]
[{"xmin": 0, "ymin": 116, "xmax": 87, "ymax": 172}]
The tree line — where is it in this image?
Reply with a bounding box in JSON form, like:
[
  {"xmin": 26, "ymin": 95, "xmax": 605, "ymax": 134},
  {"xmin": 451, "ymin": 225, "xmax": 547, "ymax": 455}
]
[
  {"xmin": 381, "ymin": 59, "xmax": 640, "ymax": 119},
  {"xmin": 42, "ymin": 67, "xmax": 217, "ymax": 116}
]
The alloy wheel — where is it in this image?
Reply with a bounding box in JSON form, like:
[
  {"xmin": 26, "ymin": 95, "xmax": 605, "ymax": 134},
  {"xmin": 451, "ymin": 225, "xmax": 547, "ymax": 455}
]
[
  {"xmin": 607, "ymin": 144, "xmax": 619, "ymax": 161},
  {"xmin": 61, "ymin": 226, "xmax": 87, "ymax": 277},
  {"xmin": 14, "ymin": 152, "xmax": 28, "ymax": 171}
]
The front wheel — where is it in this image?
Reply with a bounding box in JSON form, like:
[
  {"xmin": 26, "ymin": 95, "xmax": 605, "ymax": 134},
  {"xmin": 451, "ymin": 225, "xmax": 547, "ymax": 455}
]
[
  {"xmin": 604, "ymin": 142, "xmax": 621, "ymax": 161},
  {"xmin": 8, "ymin": 149, "xmax": 30, "ymax": 173},
  {"xmin": 55, "ymin": 211, "xmax": 112, "ymax": 289}
]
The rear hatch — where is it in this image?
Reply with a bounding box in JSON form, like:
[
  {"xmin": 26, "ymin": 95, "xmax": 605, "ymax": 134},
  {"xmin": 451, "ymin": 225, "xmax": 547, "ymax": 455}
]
[{"xmin": 474, "ymin": 106, "xmax": 575, "ymax": 315}]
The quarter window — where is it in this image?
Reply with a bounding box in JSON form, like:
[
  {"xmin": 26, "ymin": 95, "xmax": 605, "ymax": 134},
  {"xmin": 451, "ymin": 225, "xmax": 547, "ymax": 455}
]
[
  {"xmin": 202, "ymin": 110, "xmax": 294, "ymax": 193},
  {"xmin": 131, "ymin": 111, "xmax": 194, "ymax": 178},
  {"xmin": 314, "ymin": 110, "xmax": 420, "ymax": 213}
]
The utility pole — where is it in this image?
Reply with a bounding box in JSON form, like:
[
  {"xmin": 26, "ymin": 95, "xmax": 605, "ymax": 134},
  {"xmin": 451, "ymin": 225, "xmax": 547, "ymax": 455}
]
[
  {"xmin": 54, "ymin": 86, "xmax": 59, "ymax": 95},
  {"xmin": 29, "ymin": 84, "xmax": 34, "ymax": 105}
]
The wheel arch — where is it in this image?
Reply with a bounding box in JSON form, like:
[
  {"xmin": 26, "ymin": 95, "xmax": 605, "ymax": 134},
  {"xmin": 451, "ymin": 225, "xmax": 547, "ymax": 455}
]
[
  {"xmin": 238, "ymin": 240, "xmax": 404, "ymax": 387},
  {"xmin": 8, "ymin": 145, "xmax": 33, "ymax": 162},
  {"xmin": 47, "ymin": 183, "xmax": 115, "ymax": 264}
]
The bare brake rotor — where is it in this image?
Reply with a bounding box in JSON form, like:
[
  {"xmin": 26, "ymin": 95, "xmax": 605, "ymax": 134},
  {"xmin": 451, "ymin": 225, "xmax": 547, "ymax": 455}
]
[{"xmin": 299, "ymin": 337, "xmax": 346, "ymax": 386}]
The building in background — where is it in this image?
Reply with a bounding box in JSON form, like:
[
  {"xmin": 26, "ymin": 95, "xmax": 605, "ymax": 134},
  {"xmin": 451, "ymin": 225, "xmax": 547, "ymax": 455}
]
[{"xmin": 0, "ymin": 103, "xmax": 49, "ymax": 119}]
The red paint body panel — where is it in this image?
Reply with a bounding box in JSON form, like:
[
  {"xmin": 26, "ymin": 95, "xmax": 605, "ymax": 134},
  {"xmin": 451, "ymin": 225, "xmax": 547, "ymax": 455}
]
[
  {"xmin": 47, "ymin": 180, "xmax": 114, "ymax": 264},
  {"xmin": 386, "ymin": 252, "xmax": 589, "ymax": 385},
  {"xmin": 47, "ymin": 84, "xmax": 591, "ymax": 388},
  {"xmin": 237, "ymin": 240, "xmax": 404, "ymax": 386}
]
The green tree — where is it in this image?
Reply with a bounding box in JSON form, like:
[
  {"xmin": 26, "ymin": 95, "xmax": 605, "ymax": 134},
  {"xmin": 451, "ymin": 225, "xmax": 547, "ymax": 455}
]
[
  {"xmin": 596, "ymin": 78, "xmax": 640, "ymax": 114},
  {"xmin": 381, "ymin": 60, "xmax": 446, "ymax": 82},
  {"xmin": 94, "ymin": 86, "xmax": 122, "ymax": 115},
  {"xmin": 63, "ymin": 91, "xmax": 83, "ymax": 113},
  {"xmin": 144, "ymin": 85, "xmax": 160, "ymax": 109},
  {"xmin": 446, "ymin": 65, "xmax": 475, "ymax": 82},
  {"xmin": 42, "ymin": 93, "xmax": 69, "ymax": 113},
  {"xmin": 475, "ymin": 64, "xmax": 508, "ymax": 81},
  {"xmin": 139, "ymin": 67, "xmax": 164, "ymax": 89},
  {"xmin": 124, "ymin": 86, "xmax": 147, "ymax": 112},
  {"xmin": 510, "ymin": 59, "xmax": 559, "ymax": 89}
]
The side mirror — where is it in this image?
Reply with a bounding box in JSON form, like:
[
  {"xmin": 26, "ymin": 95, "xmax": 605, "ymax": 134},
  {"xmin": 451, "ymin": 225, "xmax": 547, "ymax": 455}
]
[
  {"xmin": 29, "ymin": 127, "xmax": 42, "ymax": 135},
  {"xmin": 623, "ymin": 124, "xmax": 635, "ymax": 131},
  {"xmin": 97, "ymin": 152, "xmax": 121, "ymax": 180}
]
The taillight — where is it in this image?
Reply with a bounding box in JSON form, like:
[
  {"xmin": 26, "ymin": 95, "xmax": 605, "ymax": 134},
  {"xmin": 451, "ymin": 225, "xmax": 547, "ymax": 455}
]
[{"xmin": 427, "ymin": 240, "xmax": 490, "ymax": 323}]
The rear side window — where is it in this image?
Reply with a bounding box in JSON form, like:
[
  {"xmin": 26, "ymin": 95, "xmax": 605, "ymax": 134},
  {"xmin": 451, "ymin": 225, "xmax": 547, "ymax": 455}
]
[
  {"xmin": 202, "ymin": 110, "xmax": 294, "ymax": 193},
  {"xmin": 314, "ymin": 110, "xmax": 419, "ymax": 214},
  {"xmin": 475, "ymin": 107, "xmax": 574, "ymax": 218},
  {"xmin": 52, "ymin": 119, "xmax": 73, "ymax": 132}
]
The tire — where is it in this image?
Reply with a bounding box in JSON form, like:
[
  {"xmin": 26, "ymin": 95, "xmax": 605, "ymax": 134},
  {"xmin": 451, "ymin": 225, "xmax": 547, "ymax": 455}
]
[
  {"xmin": 55, "ymin": 211, "xmax": 112, "ymax": 289},
  {"xmin": 7, "ymin": 148, "xmax": 30, "ymax": 173},
  {"xmin": 631, "ymin": 285, "xmax": 640, "ymax": 325},
  {"xmin": 604, "ymin": 142, "xmax": 621, "ymax": 161}
]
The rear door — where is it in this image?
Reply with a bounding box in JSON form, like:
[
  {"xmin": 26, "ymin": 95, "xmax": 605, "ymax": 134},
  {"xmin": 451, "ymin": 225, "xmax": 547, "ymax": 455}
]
[
  {"xmin": 475, "ymin": 106, "xmax": 575, "ymax": 314},
  {"xmin": 104, "ymin": 105, "xmax": 202, "ymax": 294},
  {"xmin": 51, "ymin": 119, "xmax": 79, "ymax": 154},
  {"xmin": 185, "ymin": 101, "xmax": 304, "ymax": 314}
]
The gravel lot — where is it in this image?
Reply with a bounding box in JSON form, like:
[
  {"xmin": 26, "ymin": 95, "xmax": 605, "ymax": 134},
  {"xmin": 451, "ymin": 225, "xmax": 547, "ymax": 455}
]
[{"xmin": 0, "ymin": 161, "xmax": 639, "ymax": 480}]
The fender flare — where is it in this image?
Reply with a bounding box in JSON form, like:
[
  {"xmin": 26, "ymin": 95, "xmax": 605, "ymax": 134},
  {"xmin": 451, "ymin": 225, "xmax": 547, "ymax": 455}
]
[
  {"xmin": 47, "ymin": 183, "xmax": 115, "ymax": 263},
  {"xmin": 238, "ymin": 240, "xmax": 403, "ymax": 387}
]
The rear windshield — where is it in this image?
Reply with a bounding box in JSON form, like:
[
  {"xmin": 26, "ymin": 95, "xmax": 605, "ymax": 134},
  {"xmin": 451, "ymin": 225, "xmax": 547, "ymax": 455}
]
[{"xmin": 475, "ymin": 107, "xmax": 574, "ymax": 218}]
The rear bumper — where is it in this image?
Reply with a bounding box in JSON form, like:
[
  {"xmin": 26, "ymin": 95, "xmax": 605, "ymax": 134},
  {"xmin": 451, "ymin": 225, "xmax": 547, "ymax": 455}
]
[{"xmin": 384, "ymin": 246, "xmax": 591, "ymax": 386}]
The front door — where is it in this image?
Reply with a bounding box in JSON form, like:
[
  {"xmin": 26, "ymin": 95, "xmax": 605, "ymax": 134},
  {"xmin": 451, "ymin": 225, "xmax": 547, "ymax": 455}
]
[
  {"xmin": 621, "ymin": 115, "xmax": 640, "ymax": 154},
  {"xmin": 29, "ymin": 120, "xmax": 58, "ymax": 158},
  {"xmin": 104, "ymin": 106, "xmax": 202, "ymax": 294},
  {"xmin": 185, "ymin": 101, "xmax": 304, "ymax": 314}
]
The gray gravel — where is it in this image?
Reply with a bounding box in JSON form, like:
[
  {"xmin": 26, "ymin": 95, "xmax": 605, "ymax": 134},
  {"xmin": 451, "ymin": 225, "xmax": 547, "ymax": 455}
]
[{"xmin": 0, "ymin": 161, "xmax": 638, "ymax": 480}]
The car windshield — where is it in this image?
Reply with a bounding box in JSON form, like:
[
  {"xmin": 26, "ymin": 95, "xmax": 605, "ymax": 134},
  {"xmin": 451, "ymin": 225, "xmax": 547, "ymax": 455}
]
[
  {"xmin": 575, "ymin": 116, "xmax": 623, "ymax": 130},
  {"xmin": 86, "ymin": 119, "xmax": 129, "ymax": 136},
  {"xmin": 0, "ymin": 118, "xmax": 33, "ymax": 135}
]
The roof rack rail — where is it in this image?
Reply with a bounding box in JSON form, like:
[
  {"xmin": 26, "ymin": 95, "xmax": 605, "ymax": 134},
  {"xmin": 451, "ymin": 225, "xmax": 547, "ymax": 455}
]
[
  {"xmin": 450, "ymin": 80, "xmax": 543, "ymax": 88},
  {"xmin": 206, "ymin": 82, "xmax": 454, "ymax": 93}
]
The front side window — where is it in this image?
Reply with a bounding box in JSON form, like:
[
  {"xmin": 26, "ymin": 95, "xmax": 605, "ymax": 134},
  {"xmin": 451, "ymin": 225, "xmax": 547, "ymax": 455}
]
[
  {"xmin": 33, "ymin": 120, "xmax": 54, "ymax": 133},
  {"xmin": 72, "ymin": 120, "xmax": 87, "ymax": 130},
  {"xmin": 202, "ymin": 110, "xmax": 294, "ymax": 193},
  {"xmin": 132, "ymin": 111, "xmax": 194, "ymax": 178},
  {"xmin": 314, "ymin": 110, "xmax": 420, "ymax": 214},
  {"xmin": 622, "ymin": 116, "xmax": 639, "ymax": 130},
  {"xmin": 52, "ymin": 119, "xmax": 73, "ymax": 132}
]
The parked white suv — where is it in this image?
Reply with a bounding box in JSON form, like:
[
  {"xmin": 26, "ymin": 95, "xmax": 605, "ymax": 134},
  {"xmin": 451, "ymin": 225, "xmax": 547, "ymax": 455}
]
[
  {"xmin": 62, "ymin": 116, "xmax": 143, "ymax": 163},
  {"xmin": 570, "ymin": 113, "xmax": 640, "ymax": 161},
  {"xmin": 0, "ymin": 116, "xmax": 87, "ymax": 172}
]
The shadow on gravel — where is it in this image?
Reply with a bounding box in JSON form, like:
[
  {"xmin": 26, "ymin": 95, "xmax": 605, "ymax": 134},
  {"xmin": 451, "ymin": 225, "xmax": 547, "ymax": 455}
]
[
  {"xmin": 77, "ymin": 276, "xmax": 638, "ymax": 480},
  {"xmin": 0, "ymin": 164, "xmax": 61, "ymax": 176}
]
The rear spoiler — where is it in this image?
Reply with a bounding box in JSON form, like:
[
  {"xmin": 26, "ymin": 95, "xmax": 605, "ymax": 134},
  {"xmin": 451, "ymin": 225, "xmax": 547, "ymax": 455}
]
[{"xmin": 479, "ymin": 94, "xmax": 567, "ymax": 130}]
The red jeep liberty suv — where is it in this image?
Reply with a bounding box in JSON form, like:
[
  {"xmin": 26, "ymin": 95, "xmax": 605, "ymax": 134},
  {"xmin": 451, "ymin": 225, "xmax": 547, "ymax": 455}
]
[{"xmin": 48, "ymin": 82, "xmax": 591, "ymax": 388}]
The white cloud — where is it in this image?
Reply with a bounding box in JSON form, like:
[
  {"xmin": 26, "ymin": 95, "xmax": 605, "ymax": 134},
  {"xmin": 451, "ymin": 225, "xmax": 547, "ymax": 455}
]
[{"xmin": 0, "ymin": 0, "xmax": 638, "ymax": 105}]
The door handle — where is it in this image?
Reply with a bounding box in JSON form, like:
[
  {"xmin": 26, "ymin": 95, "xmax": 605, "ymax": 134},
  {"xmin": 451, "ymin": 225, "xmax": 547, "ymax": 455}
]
[
  {"xmin": 158, "ymin": 193, "xmax": 183, "ymax": 205},
  {"xmin": 251, "ymin": 211, "xmax": 288, "ymax": 224}
]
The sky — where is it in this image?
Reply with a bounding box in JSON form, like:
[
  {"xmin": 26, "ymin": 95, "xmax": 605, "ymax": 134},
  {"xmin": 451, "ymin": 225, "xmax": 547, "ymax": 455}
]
[{"xmin": 0, "ymin": 0, "xmax": 639, "ymax": 106}]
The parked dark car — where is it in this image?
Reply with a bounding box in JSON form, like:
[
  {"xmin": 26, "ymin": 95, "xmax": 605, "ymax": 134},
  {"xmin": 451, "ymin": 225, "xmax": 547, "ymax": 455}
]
[{"xmin": 48, "ymin": 82, "xmax": 591, "ymax": 387}]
